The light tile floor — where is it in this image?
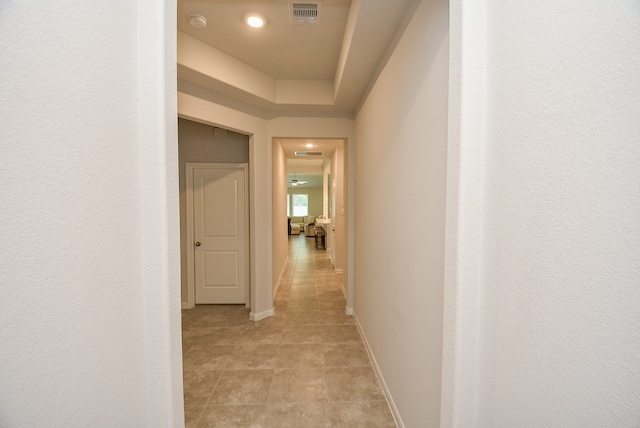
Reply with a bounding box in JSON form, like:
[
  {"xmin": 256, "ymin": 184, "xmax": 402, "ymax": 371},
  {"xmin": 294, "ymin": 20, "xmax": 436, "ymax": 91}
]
[{"xmin": 182, "ymin": 234, "xmax": 396, "ymax": 428}]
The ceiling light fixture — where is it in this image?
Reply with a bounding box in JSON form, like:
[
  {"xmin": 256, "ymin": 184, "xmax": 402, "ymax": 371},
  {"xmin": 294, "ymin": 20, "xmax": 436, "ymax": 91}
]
[
  {"xmin": 245, "ymin": 13, "xmax": 265, "ymax": 28},
  {"xmin": 188, "ymin": 14, "xmax": 207, "ymax": 30},
  {"xmin": 305, "ymin": 143, "xmax": 314, "ymax": 148}
]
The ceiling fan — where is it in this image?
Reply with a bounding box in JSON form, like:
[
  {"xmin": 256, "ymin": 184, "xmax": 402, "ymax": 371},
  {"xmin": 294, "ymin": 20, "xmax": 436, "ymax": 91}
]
[{"xmin": 288, "ymin": 174, "xmax": 307, "ymax": 186}]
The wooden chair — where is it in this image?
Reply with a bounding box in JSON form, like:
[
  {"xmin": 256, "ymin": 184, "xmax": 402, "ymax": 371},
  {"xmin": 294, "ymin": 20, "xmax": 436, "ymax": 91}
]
[{"xmin": 314, "ymin": 226, "xmax": 326, "ymax": 249}]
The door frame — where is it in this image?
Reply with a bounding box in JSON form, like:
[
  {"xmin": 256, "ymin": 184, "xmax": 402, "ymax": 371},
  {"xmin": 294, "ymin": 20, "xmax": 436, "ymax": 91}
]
[{"xmin": 185, "ymin": 162, "xmax": 250, "ymax": 308}]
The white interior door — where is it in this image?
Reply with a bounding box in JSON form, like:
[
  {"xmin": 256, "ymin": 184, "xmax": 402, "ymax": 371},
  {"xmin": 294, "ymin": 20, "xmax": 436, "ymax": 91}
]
[{"xmin": 193, "ymin": 165, "xmax": 248, "ymax": 304}]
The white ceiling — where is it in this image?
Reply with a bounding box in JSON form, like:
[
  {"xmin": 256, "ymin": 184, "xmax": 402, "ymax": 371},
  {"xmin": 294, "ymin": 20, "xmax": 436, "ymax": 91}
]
[
  {"xmin": 280, "ymin": 137, "xmax": 342, "ymax": 176},
  {"xmin": 279, "ymin": 138, "xmax": 343, "ymax": 160},
  {"xmin": 177, "ymin": 0, "xmax": 417, "ymax": 119},
  {"xmin": 179, "ymin": 0, "xmax": 350, "ymax": 81}
]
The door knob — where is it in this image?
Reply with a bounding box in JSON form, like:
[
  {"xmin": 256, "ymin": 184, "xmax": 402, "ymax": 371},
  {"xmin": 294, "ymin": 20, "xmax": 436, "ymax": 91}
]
[{"xmin": 195, "ymin": 242, "xmax": 201, "ymax": 247}]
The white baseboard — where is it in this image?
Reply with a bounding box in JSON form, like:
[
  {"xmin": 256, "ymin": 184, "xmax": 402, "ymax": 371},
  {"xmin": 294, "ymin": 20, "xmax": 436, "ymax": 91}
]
[
  {"xmin": 250, "ymin": 308, "xmax": 275, "ymax": 321},
  {"xmin": 273, "ymin": 256, "xmax": 288, "ymax": 297},
  {"xmin": 181, "ymin": 302, "xmax": 194, "ymax": 310},
  {"xmin": 353, "ymin": 313, "xmax": 405, "ymax": 428},
  {"xmin": 341, "ymin": 284, "xmax": 352, "ymax": 315}
]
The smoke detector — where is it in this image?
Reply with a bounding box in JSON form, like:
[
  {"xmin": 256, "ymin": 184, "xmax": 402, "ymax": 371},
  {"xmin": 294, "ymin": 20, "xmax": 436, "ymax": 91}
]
[
  {"xmin": 188, "ymin": 14, "xmax": 207, "ymax": 29},
  {"xmin": 289, "ymin": 1, "xmax": 321, "ymax": 24}
]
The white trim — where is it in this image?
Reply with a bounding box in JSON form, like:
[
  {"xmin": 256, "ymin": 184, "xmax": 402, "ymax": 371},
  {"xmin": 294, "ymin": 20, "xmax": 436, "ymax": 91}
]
[
  {"xmin": 341, "ymin": 283, "xmax": 353, "ymax": 314},
  {"xmin": 250, "ymin": 308, "xmax": 274, "ymax": 321},
  {"xmin": 441, "ymin": 1, "xmax": 485, "ymax": 425},
  {"xmin": 273, "ymin": 255, "xmax": 289, "ymax": 297},
  {"xmin": 185, "ymin": 163, "xmax": 250, "ymax": 307},
  {"xmin": 334, "ymin": 268, "xmax": 343, "ymax": 274},
  {"xmin": 354, "ymin": 312, "xmax": 405, "ymax": 428},
  {"xmin": 185, "ymin": 164, "xmax": 196, "ymax": 308}
]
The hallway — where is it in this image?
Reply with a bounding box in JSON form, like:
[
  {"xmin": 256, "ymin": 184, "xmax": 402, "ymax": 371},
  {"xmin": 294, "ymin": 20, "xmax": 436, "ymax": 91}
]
[{"xmin": 182, "ymin": 234, "xmax": 396, "ymax": 427}]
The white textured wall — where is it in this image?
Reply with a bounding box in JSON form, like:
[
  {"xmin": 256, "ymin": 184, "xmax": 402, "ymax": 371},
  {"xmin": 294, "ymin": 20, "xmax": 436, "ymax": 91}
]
[
  {"xmin": 471, "ymin": 1, "xmax": 640, "ymax": 426},
  {"xmin": 0, "ymin": 1, "xmax": 182, "ymax": 427},
  {"xmin": 353, "ymin": 0, "xmax": 449, "ymax": 425}
]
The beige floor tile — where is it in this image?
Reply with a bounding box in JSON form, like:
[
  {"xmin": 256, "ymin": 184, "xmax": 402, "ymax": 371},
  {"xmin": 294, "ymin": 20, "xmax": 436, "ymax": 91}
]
[
  {"xmin": 321, "ymin": 325, "xmax": 362, "ymax": 343},
  {"xmin": 196, "ymin": 327, "xmax": 247, "ymax": 346},
  {"xmin": 292, "ymin": 275, "xmax": 316, "ymax": 283},
  {"xmin": 318, "ymin": 289, "xmax": 346, "ymax": 301},
  {"xmin": 280, "ymin": 325, "xmax": 325, "ymax": 344},
  {"xmin": 329, "ymin": 401, "xmax": 396, "ymax": 428},
  {"xmin": 226, "ymin": 344, "xmax": 279, "ymax": 370},
  {"xmin": 184, "ymin": 405, "xmax": 204, "ymax": 428},
  {"xmin": 181, "ymin": 329, "xmax": 203, "ymax": 353},
  {"xmin": 287, "ymin": 298, "xmax": 320, "ymax": 311},
  {"xmin": 288, "ymin": 289, "xmax": 318, "ymax": 300},
  {"xmin": 208, "ymin": 369, "xmax": 273, "ymax": 405},
  {"xmin": 182, "ymin": 235, "xmax": 394, "ymax": 427},
  {"xmin": 274, "ymin": 290, "xmax": 290, "ymax": 300},
  {"xmin": 323, "ymin": 343, "xmax": 371, "ymax": 368},
  {"xmin": 320, "ymin": 310, "xmax": 354, "ymax": 325},
  {"xmin": 240, "ymin": 324, "xmax": 283, "ymax": 344},
  {"xmin": 182, "ymin": 370, "xmax": 222, "ymax": 406},
  {"xmin": 318, "ymin": 299, "xmax": 347, "ymax": 311},
  {"xmin": 261, "ymin": 312, "xmax": 286, "ymax": 326},
  {"xmin": 183, "ymin": 346, "xmax": 234, "ymax": 371},
  {"xmin": 198, "ymin": 404, "xmax": 266, "ymax": 428},
  {"xmin": 289, "ymin": 280, "xmax": 315, "ymax": 289},
  {"xmin": 274, "ymin": 299, "xmax": 288, "ymax": 311},
  {"xmin": 285, "ymin": 310, "xmax": 322, "ymax": 326},
  {"xmin": 276, "ymin": 343, "xmax": 325, "ymax": 369},
  {"xmin": 324, "ymin": 367, "xmax": 385, "ymax": 401},
  {"xmin": 268, "ymin": 369, "xmax": 326, "ymax": 403},
  {"xmin": 207, "ymin": 312, "xmax": 253, "ymax": 328},
  {"xmin": 317, "ymin": 283, "xmax": 344, "ymax": 293},
  {"xmin": 265, "ymin": 402, "xmax": 331, "ymax": 428}
]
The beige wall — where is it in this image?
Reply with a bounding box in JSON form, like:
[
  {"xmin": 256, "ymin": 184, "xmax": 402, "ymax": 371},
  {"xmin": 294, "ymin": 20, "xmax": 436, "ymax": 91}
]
[
  {"xmin": 178, "ymin": 118, "xmax": 249, "ymax": 304},
  {"xmin": 289, "ymin": 187, "xmax": 322, "ymax": 218},
  {"xmin": 353, "ymin": 0, "xmax": 449, "ymax": 426},
  {"xmin": 330, "ymin": 145, "xmax": 345, "ymax": 273},
  {"xmin": 272, "ymin": 140, "xmax": 288, "ymax": 291}
]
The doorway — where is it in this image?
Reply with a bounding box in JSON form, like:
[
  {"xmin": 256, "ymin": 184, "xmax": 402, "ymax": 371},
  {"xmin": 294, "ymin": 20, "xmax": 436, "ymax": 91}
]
[
  {"xmin": 178, "ymin": 118, "xmax": 251, "ymax": 308},
  {"xmin": 272, "ymin": 138, "xmax": 348, "ymax": 304}
]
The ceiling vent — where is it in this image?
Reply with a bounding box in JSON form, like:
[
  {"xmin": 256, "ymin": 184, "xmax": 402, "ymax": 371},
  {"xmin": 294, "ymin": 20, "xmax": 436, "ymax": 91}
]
[
  {"xmin": 289, "ymin": 1, "xmax": 321, "ymax": 24},
  {"xmin": 295, "ymin": 151, "xmax": 324, "ymax": 156},
  {"xmin": 213, "ymin": 127, "xmax": 228, "ymax": 137}
]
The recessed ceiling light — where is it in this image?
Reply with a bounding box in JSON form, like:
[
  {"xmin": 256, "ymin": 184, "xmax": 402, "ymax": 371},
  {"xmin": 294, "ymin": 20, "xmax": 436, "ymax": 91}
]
[
  {"xmin": 245, "ymin": 13, "xmax": 265, "ymax": 28},
  {"xmin": 188, "ymin": 14, "xmax": 207, "ymax": 30},
  {"xmin": 305, "ymin": 143, "xmax": 314, "ymax": 148}
]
